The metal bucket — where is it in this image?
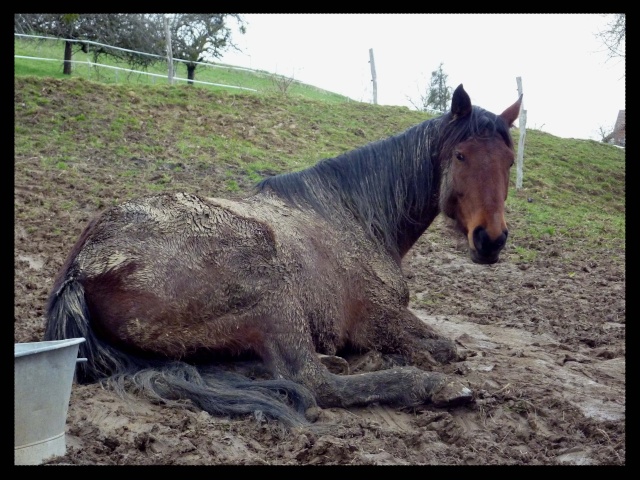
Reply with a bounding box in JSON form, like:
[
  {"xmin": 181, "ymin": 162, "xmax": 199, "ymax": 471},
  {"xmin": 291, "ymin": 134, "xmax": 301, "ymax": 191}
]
[{"xmin": 14, "ymin": 338, "xmax": 85, "ymax": 465}]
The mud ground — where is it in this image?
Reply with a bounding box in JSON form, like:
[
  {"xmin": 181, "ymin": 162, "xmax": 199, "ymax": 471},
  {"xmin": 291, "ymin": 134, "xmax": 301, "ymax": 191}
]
[{"xmin": 14, "ymin": 81, "xmax": 625, "ymax": 465}]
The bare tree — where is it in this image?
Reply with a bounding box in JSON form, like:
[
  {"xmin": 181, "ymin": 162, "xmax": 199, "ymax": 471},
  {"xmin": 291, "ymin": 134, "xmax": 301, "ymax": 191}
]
[
  {"xmin": 595, "ymin": 14, "xmax": 625, "ymax": 146},
  {"xmin": 406, "ymin": 88, "xmax": 430, "ymax": 113},
  {"xmin": 271, "ymin": 73, "xmax": 296, "ymax": 94},
  {"xmin": 597, "ymin": 124, "xmax": 615, "ymax": 143},
  {"xmin": 163, "ymin": 14, "xmax": 246, "ymax": 85},
  {"xmin": 597, "ymin": 13, "xmax": 625, "ymax": 62}
]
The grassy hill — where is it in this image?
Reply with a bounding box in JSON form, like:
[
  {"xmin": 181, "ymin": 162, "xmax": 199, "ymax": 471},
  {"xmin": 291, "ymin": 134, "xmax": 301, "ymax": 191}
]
[{"xmin": 14, "ymin": 68, "xmax": 625, "ymax": 268}]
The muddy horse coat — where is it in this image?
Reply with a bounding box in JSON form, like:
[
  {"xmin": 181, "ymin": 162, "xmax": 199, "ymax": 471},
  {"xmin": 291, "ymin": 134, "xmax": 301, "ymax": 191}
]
[{"xmin": 46, "ymin": 85, "xmax": 522, "ymax": 427}]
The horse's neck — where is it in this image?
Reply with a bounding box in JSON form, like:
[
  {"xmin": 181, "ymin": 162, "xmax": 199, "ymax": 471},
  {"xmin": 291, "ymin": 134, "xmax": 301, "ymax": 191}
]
[
  {"xmin": 391, "ymin": 149, "xmax": 443, "ymax": 260},
  {"xmin": 395, "ymin": 197, "xmax": 441, "ymax": 260},
  {"xmin": 357, "ymin": 130, "xmax": 443, "ymax": 262}
]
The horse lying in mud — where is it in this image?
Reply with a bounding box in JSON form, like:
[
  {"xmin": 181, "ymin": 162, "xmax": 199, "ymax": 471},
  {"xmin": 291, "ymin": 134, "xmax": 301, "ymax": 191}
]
[{"xmin": 46, "ymin": 84, "xmax": 522, "ymax": 427}]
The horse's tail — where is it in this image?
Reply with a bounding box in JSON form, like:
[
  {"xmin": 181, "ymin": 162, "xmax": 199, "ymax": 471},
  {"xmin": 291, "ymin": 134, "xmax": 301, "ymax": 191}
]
[
  {"xmin": 45, "ymin": 276, "xmax": 127, "ymax": 383},
  {"xmin": 109, "ymin": 363, "xmax": 318, "ymax": 428},
  {"xmin": 44, "ymin": 276, "xmax": 316, "ymax": 428}
]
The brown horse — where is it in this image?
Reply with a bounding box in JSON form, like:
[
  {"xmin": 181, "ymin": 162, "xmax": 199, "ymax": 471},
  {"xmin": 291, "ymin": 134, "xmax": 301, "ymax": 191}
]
[{"xmin": 45, "ymin": 84, "xmax": 522, "ymax": 427}]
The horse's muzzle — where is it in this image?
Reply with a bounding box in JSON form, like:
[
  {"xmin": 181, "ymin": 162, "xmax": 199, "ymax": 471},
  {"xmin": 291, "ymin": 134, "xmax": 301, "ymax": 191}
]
[{"xmin": 470, "ymin": 227, "xmax": 508, "ymax": 264}]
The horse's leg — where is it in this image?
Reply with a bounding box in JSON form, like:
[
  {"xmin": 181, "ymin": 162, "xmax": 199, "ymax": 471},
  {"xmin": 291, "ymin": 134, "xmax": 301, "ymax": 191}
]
[
  {"xmin": 403, "ymin": 309, "xmax": 465, "ymax": 364},
  {"xmin": 368, "ymin": 308, "xmax": 464, "ymax": 369},
  {"xmin": 259, "ymin": 302, "xmax": 471, "ymax": 410},
  {"xmin": 274, "ymin": 343, "xmax": 472, "ymax": 409}
]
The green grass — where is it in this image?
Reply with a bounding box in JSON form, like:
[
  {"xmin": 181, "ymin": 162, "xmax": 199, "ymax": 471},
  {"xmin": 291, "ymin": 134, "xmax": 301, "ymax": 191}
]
[{"xmin": 504, "ymin": 130, "xmax": 625, "ymax": 261}]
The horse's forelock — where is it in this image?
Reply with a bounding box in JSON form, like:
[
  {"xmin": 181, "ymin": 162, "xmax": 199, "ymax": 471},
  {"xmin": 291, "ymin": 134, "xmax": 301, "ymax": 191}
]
[{"xmin": 438, "ymin": 107, "xmax": 513, "ymax": 159}]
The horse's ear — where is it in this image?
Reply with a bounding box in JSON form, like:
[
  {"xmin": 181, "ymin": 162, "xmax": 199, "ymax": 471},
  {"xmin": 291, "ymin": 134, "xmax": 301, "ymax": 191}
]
[
  {"xmin": 450, "ymin": 84, "xmax": 472, "ymax": 120},
  {"xmin": 500, "ymin": 94, "xmax": 523, "ymax": 127}
]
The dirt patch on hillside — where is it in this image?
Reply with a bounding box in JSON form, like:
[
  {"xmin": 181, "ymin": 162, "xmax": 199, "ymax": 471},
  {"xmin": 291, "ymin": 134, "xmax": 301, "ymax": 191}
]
[{"xmin": 14, "ymin": 81, "xmax": 625, "ymax": 465}]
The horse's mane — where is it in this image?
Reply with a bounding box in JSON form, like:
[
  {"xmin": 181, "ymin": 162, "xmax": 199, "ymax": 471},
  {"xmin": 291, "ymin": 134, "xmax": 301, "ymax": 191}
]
[{"xmin": 255, "ymin": 105, "xmax": 512, "ymax": 256}]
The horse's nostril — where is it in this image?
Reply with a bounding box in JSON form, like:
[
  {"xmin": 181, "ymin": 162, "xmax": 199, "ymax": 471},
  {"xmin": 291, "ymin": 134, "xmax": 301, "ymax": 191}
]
[
  {"xmin": 495, "ymin": 230, "xmax": 508, "ymax": 249},
  {"xmin": 472, "ymin": 226, "xmax": 487, "ymax": 251},
  {"xmin": 473, "ymin": 227, "xmax": 508, "ymax": 256}
]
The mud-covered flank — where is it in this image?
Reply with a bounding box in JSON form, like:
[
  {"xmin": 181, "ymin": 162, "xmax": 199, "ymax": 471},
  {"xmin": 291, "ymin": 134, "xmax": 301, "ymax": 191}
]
[{"xmin": 48, "ymin": 190, "xmax": 410, "ymax": 363}]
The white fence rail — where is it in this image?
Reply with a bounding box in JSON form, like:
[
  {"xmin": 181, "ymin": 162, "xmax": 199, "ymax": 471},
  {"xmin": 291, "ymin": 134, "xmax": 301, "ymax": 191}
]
[{"xmin": 14, "ymin": 33, "xmax": 258, "ymax": 92}]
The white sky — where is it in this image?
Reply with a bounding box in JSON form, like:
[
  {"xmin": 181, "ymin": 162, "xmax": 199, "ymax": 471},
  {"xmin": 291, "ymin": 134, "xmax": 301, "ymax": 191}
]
[{"xmin": 219, "ymin": 14, "xmax": 625, "ymax": 141}]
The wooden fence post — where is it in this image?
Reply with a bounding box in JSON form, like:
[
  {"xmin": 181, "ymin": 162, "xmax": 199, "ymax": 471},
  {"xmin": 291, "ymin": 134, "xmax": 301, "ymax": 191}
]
[
  {"xmin": 516, "ymin": 77, "xmax": 526, "ymax": 190},
  {"xmin": 369, "ymin": 48, "xmax": 377, "ymax": 105},
  {"xmin": 164, "ymin": 15, "xmax": 174, "ymax": 85}
]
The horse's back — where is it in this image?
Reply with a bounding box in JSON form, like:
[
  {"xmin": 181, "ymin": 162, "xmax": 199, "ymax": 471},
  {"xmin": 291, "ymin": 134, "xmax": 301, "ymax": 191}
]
[{"xmin": 76, "ymin": 192, "xmax": 275, "ymax": 270}]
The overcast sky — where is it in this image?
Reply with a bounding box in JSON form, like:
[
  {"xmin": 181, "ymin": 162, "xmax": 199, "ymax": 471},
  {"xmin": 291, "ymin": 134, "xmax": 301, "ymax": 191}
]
[{"xmin": 219, "ymin": 14, "xmax": 625, "ymax": 141}]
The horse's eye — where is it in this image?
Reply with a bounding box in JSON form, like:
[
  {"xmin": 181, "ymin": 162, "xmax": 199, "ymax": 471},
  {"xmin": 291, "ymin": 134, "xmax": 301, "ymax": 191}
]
[{"xmin": 455, "ymin": 152, "xmax": 465, "ymax": 161}]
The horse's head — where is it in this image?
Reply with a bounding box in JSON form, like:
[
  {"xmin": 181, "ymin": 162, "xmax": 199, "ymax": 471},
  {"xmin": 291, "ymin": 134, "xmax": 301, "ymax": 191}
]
[{"xmin": 439, "ymin": 84, "xmax": 522, "ymax": 264}]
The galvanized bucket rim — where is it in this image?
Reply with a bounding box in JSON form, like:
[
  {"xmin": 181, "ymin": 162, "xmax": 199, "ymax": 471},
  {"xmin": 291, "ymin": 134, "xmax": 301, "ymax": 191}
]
[{"xmin": 15, "ymin": 338, "xmax": 85, "ymax": 358}]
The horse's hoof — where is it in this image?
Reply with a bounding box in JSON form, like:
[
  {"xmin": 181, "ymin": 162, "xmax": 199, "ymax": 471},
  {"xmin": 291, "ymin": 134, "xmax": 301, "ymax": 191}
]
[
  {"xmin": 421, "ymin": 338, "xmax": 460, "ymax": 364},
  {"xmin": 431, "ymin": 380, "xmax": 474, "ymax": 407},
  {"xmin": 318, "ymin": 354, "xmax": 350, "ymax": 375}
]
